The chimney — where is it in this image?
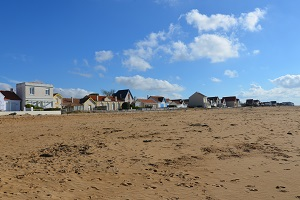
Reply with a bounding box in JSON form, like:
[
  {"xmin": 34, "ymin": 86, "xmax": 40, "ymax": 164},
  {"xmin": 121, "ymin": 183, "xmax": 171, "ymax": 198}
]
[
  {"xmin": 71, "ymin": 97, "xmax": 73, "ymax": 103},
  {"xmin": 10, "ymin": 88, "xmax": 13, "ymax": 92},
  {"xmin": 97, "ymin": 95, "xmax": 98, "ymax": 101}
]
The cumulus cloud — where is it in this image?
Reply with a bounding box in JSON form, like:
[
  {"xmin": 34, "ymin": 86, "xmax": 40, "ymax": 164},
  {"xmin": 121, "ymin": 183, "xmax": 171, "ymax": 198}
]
[
  {"xmin": 54, "ymin": 88, "xmax": 93, "ymax": 98},
  {"xmin": 239, "ymin": 83, "xmax": 300, "ymax": 104},
  {"xmin": 95, "ymin": 50, "xmax": 114, "ymax": 63},
  {"xmin": 211, "ymin": 77, "xmax": 222, "ymax": 83},
  {"xmin": 270, "ymin": 74, "xmax": 300, "ymax": 88},
  {"xmin": 0, "ymin": 82, "xmax": 12, "ymax": 90},
  {"xmin": 186, "ymin": 9, "xmax": 237, "ymax": 32},
  {"xmin": 170, "ymin": 34, "xmax": 240, "ymax": 63},
  {"xmin": 224, "ymin": 70, "xmax": 239, "ymax": 78},
  {"xmin": 115, "ymin": 75, "xmax": 184, "ymax": 92},
  {"xmin": 123, "ymin": 31, "xmax": 167, "ymax": 71},
  {"xmin": 185, "ymin": 8, "xmax": 265, "ymax": 33},
  {"xmin": 239, "ymin": 8, "xmax": 266, "ymax": 32},
  {"xmin": 189, "ymin": 34, "xmax": 240, "ymax": 62},
  {"xmin": 122, "ymin": 56, "xmax": 152, "ymax": 71}
]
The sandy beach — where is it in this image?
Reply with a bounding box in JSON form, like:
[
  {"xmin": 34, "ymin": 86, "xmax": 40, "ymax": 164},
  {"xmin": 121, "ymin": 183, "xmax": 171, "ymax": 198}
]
[{"xmin": 0, "ymin": 107, "xmax": 300, "ymax": 200}]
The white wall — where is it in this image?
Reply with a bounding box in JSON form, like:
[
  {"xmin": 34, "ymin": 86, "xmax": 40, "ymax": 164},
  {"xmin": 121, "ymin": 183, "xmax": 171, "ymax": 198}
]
[{"xmin": 0, "ymin": 93, "xmax": 5, "ymax": 111}]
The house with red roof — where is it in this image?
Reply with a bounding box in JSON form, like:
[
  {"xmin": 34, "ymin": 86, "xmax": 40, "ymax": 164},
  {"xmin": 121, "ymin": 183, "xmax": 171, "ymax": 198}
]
[
  {"xmin": 0, "ymin": 90, "xmax": 22, "ymax": 111},
  {"xmin": 135, "ymin": 98, "xmax": 157, "ymax": 109},
  {"xmin": 62, "ymin": 96, "xmax": 96, "ymax": 112},
  {"xmin": 88, "ymin": 93, "xmax": 123, "ymax": 111}
]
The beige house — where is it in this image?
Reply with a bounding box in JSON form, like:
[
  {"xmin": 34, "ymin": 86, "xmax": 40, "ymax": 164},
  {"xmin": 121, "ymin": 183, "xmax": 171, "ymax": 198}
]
[
  {"xmin": 62, "ymin": 96, "xmax": 96, "ymax": 112},
  {"xmin": 88, "ymin": 94, "xmax": 123, "ymax": 111},
  {"xmin": 188, "ymin": 92, "xmax": 209, "ymax": 108},
  {"xmin": 221, "ymin": 96, "xmax": 240, "ymax": 108},
  {"xmin": 16, "ymin": 82, "xmax": 54, "ymax": 110},
  {"xmin": 53, "ymin": 93, "xmax": 63, "ymax": 109},
  {"xmin": 135, "ymin": 98, "xmax": 157, "ymax": 109}
]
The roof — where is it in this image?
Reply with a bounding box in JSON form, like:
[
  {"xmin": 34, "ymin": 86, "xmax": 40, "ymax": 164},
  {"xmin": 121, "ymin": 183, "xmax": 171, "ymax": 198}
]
[
  {"xmin": 148, "ymin": 96, "xmax": 165, "ymax": 103},
  {"xmin": 62, "ymin": 98, "xmax": 82, "ymax": 106},
  {"xmin": 207, "ymin": 97, "xmax": 219, "ymax": 101},
  {"xmin": 170, "ymin": 99, "xmax": 185, "ymax": 104},
  {"xmin": 190, "ymin": 92, "xmax": 207, "ymax": 98},
  {"xmin": 136, "ymin": 98, "xmax": 157, "ymax": 104},
  {"xmin": 0, "ymin": 90, "xmax": 21, "ymax": 101},
  {"xmin": 221, "ymin": 96, "xmax": 237, "ymax": 102},
  {"xmin": 113, "ymin": 89, "xmax": 133, "ymax": 101}
]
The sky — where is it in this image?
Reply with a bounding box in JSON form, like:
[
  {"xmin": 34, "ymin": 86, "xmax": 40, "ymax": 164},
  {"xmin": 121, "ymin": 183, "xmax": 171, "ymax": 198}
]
[{"xmin": 1, "ymin": 0, "xmax": 300, "ymax": 104}]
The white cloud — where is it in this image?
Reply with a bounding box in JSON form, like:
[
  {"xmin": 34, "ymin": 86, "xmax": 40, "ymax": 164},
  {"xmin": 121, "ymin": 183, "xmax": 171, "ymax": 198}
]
[
  {"xmin": 211, "ymin": 77, "xmax": 222, "ymax": 83},
  {"xmin": 115, "ymin": 75, "xmax": 184, "ymax": 92},
  {"xmin": 270, "ymin": 74, "xmax": 300, "ymax": 88},
  {"xmin": 54, "ymin": 88, "xmax": 93, "ymax": 98},
  {"xmin": 94, "ymin": 65, "xmax": 107, "ymax": 72},
  {"xmin": 122, "ymin": 56, "xmax": 152, "ymax": 71},
  {"xmin": 0, "ymin": 82, "xmax": 12, "ymax": 90},
  {"xmin": 123, "ymin": 31, "xmax": 167, "ymax": 71},
  {"xmin": 224, "ymin": 70, "xmax": 238, "ymax": 78},
  {"xmin": 186, "ymin": 9, "xmax": 237, "ymax": 32},
  {"xmin": 239, "ymin": 83, "xmax": 300, "ymax": 104},
  {"xmin": 253, "ymin": 50, "xmax": 260, "ymax": 55},
  {"xmin": 95, "ymin": 50, "xmax": 114, "ymax": 63},
  {"xmin": 170, "ymin": 41, "xmax": 190, "ymax": 61},
  {"xmin": 239, "ymin": 8, "xmax": 266, "ymax": 32},
  {"xmin": 189, "ymin": 34, "xmax": 240, "ymax": 63}
]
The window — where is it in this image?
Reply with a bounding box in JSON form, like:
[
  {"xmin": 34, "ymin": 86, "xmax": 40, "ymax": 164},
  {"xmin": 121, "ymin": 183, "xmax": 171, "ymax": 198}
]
[
  {"xmin": 45, "ymin": 88, "xmax": 50, "ymax": 95},
  {"xmin": 30, "ymin": 87, "xmax": 35, "ymax": 95}
]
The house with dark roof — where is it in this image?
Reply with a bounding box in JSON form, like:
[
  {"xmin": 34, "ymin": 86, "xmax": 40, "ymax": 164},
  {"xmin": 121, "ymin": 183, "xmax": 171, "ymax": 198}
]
[
  {"xmin": 221, "ymin": 96, "xmax": 240, "ymax": 108},
  {"xmin": 188, "ymin": 92, "xmax": 209, "ymax": 108},
  {"xmin": 113, "ymin": 89, "xmax": 134, "ymax": 104},
  {"xmin": 148, "ymin": 96, "xmax": 169, "ymax": 108},
  {"xmin": 169, "ymin": 99, "xmax": 187, "ymax": 108},
  {"xmin": 0, "ymin": 90, "xmax": 22, "ymax": 111}
]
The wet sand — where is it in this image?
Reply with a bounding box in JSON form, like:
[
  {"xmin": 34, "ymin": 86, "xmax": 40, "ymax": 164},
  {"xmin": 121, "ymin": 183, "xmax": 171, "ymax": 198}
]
[{"xmin": 0, "ymin": 107, "xmax": 300, "ymax": 199}]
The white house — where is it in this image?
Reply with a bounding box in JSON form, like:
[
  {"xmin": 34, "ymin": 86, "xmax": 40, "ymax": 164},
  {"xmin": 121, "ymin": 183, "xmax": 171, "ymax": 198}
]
[
  {"xmin": 113, "ymin": 89, "xmax": 134, "ymax": 104},
  {"xmin": 188, "ymin": 92, "xmax": 208, "ymax": 108},
  {"xmin": 148, "ymin": 96, "xmax": 169, "ymax": 108},
  {"xmin": 0, "ymin": 92, "xmax": 5, "ymax": 111},
  {"xmin": 169, "ymin": 99, "xmax": 187, "ymax": 108},
  {"xmin": 16, "ymin": 82, "xmax": 54, "ymax": 110},
  {"xmin": 0, "ymin": 90, "xmax": 22, "ymax": 111}
]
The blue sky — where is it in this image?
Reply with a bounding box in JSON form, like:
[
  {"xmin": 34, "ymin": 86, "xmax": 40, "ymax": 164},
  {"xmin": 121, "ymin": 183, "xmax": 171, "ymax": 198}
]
[{"xmin": 1, "ymin": 0, "xmax": 300, "ymax": 104}]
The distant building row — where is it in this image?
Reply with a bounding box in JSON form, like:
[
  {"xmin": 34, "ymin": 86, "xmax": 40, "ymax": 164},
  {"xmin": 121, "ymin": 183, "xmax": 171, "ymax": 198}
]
[{"xmin": 1, "ymin": 81, "xmax": 292, "ymax": 112}]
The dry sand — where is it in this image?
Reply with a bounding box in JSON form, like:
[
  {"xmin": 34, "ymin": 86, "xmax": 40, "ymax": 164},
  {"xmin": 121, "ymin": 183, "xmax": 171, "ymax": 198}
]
[{"xmin": 0, "ymin": 107, "xmax": 300, "ymax": 200}]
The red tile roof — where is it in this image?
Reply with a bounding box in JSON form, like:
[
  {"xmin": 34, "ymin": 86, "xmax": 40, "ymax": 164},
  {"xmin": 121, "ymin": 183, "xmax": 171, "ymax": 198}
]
[{"xmin": 136, "ymin": 99, "xmax": 157, "ymax": 104}]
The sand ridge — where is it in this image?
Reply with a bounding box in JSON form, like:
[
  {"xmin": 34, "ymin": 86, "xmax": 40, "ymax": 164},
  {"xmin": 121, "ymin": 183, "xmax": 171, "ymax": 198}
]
[{"xmin": 0, "ymin": 107, "xmax": 300, "ymax": 199}]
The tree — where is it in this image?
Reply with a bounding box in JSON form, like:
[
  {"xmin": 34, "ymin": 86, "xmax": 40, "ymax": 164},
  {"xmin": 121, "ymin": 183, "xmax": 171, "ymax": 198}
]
[{"xmin": 101, "ymin": 89, "xmax": 115, "ymax": 96}]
